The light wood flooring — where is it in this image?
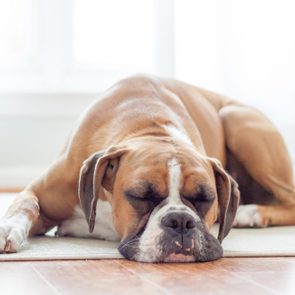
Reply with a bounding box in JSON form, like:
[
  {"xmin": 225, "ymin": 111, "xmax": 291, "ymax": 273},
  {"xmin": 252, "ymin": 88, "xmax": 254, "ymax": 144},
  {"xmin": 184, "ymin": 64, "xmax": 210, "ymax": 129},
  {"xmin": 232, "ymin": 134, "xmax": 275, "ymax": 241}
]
[{"xmin": 1, "ymin": 257, "xmax": 295, "ymax": 295}]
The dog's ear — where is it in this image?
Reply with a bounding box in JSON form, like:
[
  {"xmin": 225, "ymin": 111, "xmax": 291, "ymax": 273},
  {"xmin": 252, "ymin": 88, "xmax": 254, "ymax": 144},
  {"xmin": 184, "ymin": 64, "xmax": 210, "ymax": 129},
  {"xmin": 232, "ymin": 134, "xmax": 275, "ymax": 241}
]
[
  {"xmin": 78, "ymin": 146, "xmax": 127, "ymax": 233},
  {"xmin": 209, "ymin": 158, "xmax": 240, "ymax": 243}
]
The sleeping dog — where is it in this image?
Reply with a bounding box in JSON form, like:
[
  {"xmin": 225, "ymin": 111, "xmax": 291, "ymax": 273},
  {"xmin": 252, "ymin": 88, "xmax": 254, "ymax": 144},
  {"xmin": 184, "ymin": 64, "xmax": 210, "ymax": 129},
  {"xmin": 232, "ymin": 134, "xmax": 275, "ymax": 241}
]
[{"xmin": 1, "ymin": 75, "xmax": 294, "ymax": 262}]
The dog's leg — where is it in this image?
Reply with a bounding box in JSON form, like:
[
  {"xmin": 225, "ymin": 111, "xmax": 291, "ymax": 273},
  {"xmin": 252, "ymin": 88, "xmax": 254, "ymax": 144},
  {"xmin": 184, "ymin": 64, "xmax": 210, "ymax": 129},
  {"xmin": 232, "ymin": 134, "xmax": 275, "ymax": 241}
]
[
  {"xmin": 0, "ymin": 190, "xmax": 40, "ymax": 252},
  {"xmin": 0, "ymin": 159, "xmax": 77, "ymax": 253},
  {"xmin": 0, "ymin": 188, "xmax": 60, "ymax": 253},
  {"xmin": 233, "ymin": 203, "xmax": 295, "ymax": 227},
  {"xmin": 220, "ymin": 103, "xmax": 295, "ymax": 227}
]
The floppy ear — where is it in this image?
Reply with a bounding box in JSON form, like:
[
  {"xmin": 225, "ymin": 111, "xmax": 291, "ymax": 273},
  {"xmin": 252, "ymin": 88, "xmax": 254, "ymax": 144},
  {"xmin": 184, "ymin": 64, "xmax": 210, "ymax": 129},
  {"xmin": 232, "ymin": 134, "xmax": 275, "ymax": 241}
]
[
  {"xmin": 209, "ymin": 158, "xmax": 240, "ymax": 243},
  {"xmin": 78, "ymin": 146, "xmax": 127, "ymax": 233}
]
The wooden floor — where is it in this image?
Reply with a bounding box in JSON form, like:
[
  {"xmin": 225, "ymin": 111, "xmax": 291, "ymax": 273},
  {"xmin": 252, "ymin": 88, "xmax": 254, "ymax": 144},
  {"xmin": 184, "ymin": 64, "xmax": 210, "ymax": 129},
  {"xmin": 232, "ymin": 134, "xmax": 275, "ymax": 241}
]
[{"xmin": 1, "ymin": 258, "xmax": 295, "ymax": 295}]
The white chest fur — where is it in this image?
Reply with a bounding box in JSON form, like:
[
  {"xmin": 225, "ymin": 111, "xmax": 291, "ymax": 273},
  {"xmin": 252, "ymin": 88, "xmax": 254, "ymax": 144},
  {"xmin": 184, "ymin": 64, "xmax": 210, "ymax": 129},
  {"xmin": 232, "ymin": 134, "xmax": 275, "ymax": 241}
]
[{"xmin": 57, "ymin": 200, "xmax": 119, "ymax": 241}]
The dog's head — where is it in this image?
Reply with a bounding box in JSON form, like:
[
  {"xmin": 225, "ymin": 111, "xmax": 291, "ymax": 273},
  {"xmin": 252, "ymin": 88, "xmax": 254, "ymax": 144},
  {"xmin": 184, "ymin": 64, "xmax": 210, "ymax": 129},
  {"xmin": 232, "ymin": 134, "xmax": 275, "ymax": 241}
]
[{"xmin": 78, "ymin": 138, "xmax": 239, "ymax": 262}]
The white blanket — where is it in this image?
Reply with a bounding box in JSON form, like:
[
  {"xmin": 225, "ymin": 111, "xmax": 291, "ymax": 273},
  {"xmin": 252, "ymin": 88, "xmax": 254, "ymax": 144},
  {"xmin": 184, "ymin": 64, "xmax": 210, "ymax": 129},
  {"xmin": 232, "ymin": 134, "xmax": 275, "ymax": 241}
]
[{"xmin": 1, "ymin": 194, "xmax": 294, "ymax": 261}]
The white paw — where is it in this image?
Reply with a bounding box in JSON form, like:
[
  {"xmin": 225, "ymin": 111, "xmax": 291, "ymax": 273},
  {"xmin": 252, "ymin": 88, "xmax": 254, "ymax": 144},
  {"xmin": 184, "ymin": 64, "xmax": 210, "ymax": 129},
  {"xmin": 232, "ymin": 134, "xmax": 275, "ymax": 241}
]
[
  {"xmin": 0, "ymin": 215, "xmax": 31, "ymax": 253},
  {"xmin": 233, "ymin": 205, "xmax": 262, "ymax": 228}
]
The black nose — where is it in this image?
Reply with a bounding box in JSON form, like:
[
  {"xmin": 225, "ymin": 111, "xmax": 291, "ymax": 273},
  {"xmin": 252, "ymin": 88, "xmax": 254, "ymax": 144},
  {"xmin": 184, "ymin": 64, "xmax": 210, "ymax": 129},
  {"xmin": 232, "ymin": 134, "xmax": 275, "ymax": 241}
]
[{"xmin": 161, "ymin": 212, "xmax": 197, "ymax": 234}]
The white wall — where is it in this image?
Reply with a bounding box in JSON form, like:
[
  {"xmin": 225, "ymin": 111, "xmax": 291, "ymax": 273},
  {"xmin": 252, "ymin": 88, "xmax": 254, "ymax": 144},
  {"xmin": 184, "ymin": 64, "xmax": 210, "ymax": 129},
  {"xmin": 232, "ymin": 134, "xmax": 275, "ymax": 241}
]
[
  {"xmin": 175, "ymin": 0, "xmax": 295, "ymax": 161},
  {"xmin": 0, "ymin": 93, "xmax": 95, "ymax": 187},
  {"xmin": 0, "ymin": 0, "xmax": 294, "ymax": 188}
]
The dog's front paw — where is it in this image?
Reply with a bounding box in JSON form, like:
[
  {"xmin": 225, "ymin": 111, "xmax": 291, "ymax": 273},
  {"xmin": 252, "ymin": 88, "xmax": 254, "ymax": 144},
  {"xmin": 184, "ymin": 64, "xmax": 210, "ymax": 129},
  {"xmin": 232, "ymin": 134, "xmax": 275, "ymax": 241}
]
[
  {"xmin": 0, "ymin": 216, "xmax": 29, "ymax": 253},
  {"xmin": 233, "ymin": 205, "xmax": 265, "ymax": 228}
]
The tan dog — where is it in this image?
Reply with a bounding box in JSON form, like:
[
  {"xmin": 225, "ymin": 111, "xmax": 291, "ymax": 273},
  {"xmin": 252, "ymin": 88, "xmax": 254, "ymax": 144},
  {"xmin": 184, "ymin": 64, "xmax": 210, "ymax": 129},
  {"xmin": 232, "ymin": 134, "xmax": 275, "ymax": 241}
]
[{"xmin": 1, "ymin": 75, "xmax": 295, "ymax": 262}]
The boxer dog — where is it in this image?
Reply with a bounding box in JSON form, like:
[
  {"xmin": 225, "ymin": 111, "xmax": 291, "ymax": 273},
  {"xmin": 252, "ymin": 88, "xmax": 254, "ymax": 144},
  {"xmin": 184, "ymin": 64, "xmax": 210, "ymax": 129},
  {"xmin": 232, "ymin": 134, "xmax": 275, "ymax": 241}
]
[{"xmin": 1, "ymin": 75, "xmax": 295, "ymax": 262}]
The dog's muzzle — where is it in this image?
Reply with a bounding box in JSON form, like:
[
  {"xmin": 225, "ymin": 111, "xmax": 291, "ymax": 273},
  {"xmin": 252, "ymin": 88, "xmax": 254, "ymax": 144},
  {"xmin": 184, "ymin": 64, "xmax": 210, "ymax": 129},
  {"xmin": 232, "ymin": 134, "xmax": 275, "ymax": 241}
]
[
  {"xmin": 118, "ymin": 209, "xmax": 223, "ymax": 263},
  {"xmin": 160, "ymin": 212, "xmax": 196, "ymax": 256}
]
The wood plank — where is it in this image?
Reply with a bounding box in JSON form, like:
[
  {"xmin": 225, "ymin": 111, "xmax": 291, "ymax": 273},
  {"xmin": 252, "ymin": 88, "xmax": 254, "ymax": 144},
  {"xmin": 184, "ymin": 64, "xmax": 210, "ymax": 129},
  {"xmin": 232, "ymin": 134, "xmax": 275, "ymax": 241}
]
[
  {"xmin": 219, "ymin": 257, "xmax": 295, "ymax": 295},
  {"xmin": 0, "ymin": 262, "xmax": 59, "ymax": 295},
  {"xmin": 117, "ymin": 258, "xmax": 277, "ymax": 295},
  {"xmin": 0, "ymin": 258, "xmax": 295, "ymax": 295},
  {"xmin": 31, "ymin": 260, "xmax": 167, "ymax": 295}
]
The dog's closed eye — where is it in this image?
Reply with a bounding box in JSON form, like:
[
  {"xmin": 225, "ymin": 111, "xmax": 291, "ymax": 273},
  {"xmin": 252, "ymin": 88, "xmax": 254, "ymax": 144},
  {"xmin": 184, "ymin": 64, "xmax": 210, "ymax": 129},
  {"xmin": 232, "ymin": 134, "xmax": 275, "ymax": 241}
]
[
  {"xmin": 124, "ymin": 183, "xmax": 165, "ymax": 216},
  {"xmin": 183, "ymin": 185, "xmax": 215, "ymax": 203},
  {"xmin": 126, "ymin": 192, "xmax": 163, "ymax": 205},
  {"xmin": 181, "ymin": 185, "xmax": 216, "ymax": 218}
]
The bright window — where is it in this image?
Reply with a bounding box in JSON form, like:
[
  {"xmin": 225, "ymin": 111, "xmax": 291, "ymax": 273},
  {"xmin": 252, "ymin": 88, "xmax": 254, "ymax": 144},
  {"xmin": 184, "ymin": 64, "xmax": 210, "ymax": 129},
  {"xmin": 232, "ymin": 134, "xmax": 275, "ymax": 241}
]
[
  {"xmin": 0, "ymin": 0, "xmax": 33, "ymax": 68},
  {"xmin": 0, "ymin": 0, "xmax": 173, "ymax": 92},
  {"xmin": 73, "ymin": 0, "xmax": 155, "ymax": 72}
]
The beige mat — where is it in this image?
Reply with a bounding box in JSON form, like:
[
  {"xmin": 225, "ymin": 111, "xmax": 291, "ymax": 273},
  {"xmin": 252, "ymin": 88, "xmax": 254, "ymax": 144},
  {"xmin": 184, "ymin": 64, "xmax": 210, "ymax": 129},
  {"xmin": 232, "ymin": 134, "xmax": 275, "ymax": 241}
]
[{"xmin": 0, "ymin": 194, "xmax": 295, "ymax": 261}]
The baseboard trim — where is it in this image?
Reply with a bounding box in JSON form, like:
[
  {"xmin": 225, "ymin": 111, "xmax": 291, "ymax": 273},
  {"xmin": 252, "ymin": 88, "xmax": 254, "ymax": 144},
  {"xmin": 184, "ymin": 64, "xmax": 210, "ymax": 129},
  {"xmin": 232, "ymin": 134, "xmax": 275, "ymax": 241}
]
[
  {"xmin": 0, "ymin": 166, "xmax": 45, "ymax": 190},
  {"xmin": 0, "ymin": 188, "xmax": 23, "ymax": 193}
]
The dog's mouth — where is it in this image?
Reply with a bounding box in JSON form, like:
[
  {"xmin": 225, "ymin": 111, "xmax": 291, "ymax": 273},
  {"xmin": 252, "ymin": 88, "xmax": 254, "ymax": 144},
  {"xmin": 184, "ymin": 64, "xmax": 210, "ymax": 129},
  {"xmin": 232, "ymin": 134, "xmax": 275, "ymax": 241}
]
[
  {"xmin": 118, "ymin": 228, "xmax": 223, "ymax": 263},
  {"xmin": 117, "ymin": 212, "xmax": 150, "ymax": 261},
  {"xmin": 118, "ymin": 238, "xmax": 193, "ymax": 263},
  {"xmin": 163, "ymin": 253, "xmax": 195, "ymax": 263}
]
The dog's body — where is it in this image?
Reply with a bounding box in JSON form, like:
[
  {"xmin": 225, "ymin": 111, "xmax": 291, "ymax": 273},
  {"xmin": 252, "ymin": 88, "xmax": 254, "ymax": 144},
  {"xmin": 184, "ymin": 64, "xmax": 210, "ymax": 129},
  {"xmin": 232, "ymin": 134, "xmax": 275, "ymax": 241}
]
[{"xmin": 1, "ymin": 75, "xmax": 295, "ymax": 262}]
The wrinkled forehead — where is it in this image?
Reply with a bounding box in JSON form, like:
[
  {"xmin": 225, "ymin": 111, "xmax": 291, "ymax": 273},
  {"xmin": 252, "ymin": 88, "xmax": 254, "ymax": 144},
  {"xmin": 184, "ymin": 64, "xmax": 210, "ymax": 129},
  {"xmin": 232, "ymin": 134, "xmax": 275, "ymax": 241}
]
[{"xmin": 121, "ymin": 153, "xmax": 215, "ymax": 198}]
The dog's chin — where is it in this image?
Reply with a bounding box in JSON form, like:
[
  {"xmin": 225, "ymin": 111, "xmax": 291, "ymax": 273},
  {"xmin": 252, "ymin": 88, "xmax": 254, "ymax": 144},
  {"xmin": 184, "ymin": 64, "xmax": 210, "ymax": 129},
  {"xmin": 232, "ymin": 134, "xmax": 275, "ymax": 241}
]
[
  {"xmin": 118, "ymin": 235, "xmax": 223, "ymax": 263},
  {"xmin": 162, "ymin": 253, "xmax": 195, "ymax": 263},
  {"xmin": 118, "ymin": 222, "xmax": 224, "ymax": 263}
]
